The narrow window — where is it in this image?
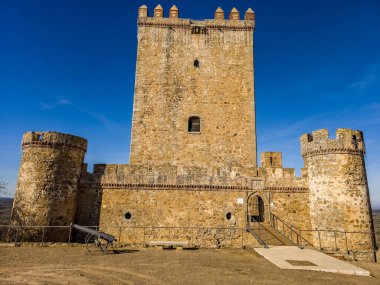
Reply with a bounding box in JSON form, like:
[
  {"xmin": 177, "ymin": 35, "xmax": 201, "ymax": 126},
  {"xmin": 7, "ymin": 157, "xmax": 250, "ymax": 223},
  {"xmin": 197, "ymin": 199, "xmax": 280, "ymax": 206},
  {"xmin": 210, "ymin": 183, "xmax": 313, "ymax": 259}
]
[
  {"xmin": 352, "ymin": 135, "xmax": 358, "ymax": 149},
  {"xmin": 269, "ymin": 157, "xmax": 273, "ymax": 166},
  {"xmin": 194, "ymin": 59, "xmax": 200, "ymax": 67},
  {"xmin": 188, "ymin": 116, "xmax": 201, "ymax": 133},
  {"xmin": 38, "ymin": 134, "xmax": 44, "ymax": 141}
]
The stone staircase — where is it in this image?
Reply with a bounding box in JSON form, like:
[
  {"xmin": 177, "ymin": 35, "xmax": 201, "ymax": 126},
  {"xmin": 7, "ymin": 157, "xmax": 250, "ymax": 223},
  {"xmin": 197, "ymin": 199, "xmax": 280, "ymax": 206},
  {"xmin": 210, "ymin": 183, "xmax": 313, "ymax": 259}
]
[
  {"xmin": 248, "ymin": 215, "xmax": 352, "ymax": 261},
  {"xmin": 247, "ymin": 221, "xmax": 295, "ymax": 247}
]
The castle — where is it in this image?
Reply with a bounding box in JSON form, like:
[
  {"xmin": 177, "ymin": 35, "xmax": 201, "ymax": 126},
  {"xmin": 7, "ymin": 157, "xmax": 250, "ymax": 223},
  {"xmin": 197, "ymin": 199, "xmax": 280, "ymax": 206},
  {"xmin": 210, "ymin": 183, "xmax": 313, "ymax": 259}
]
[{"xmin": 10, "ymin": 5, "xmax": 377, "ymax": 261}]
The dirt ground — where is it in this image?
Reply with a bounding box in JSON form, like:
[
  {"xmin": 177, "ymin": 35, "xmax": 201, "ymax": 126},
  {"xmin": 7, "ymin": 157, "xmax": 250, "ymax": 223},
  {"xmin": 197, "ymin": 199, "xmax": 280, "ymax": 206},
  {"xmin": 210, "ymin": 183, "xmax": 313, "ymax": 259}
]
[{"xmin": 0, "ymin": 246, "xmax": 379, "ymax": 285}]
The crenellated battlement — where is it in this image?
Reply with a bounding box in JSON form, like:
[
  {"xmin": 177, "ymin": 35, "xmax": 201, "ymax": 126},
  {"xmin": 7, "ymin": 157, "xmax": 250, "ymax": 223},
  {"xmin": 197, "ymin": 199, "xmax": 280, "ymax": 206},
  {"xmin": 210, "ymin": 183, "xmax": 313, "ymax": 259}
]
[
  {"xmin": 137, "ymin": 5, "xmax": 255, "ymax": 30},
  {"xmin": 78, "ymin": 163, "xmax": 309, "ymax": 192},
  {"xmin": 300, "ymin": 128, "xmax": 365, "ymax": 158},
  {"xmin": 22, "ymin": 131, "xmax": 87, "ymax": 152},
  {"xmin": 261, "ymin": 152, "xmax": 283, "ymax": 168},
  {"xmin": 81, "ymin": 164, "xmax": 261, "ymax": 189}
]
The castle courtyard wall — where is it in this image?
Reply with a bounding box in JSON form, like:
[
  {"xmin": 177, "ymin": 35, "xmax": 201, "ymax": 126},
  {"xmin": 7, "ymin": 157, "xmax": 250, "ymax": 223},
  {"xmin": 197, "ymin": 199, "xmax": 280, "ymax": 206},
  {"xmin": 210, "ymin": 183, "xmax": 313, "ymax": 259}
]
[
  {"xmin": 270, "ymin": 191, "xmax": 311, "ymax": 230},
  {"xmin": 99, "ymin": 187, "xmax": 260, "ymax": 248},
  {"xmin": 91, "ymin": 163, "xmax": 313, "ymax": 247}
]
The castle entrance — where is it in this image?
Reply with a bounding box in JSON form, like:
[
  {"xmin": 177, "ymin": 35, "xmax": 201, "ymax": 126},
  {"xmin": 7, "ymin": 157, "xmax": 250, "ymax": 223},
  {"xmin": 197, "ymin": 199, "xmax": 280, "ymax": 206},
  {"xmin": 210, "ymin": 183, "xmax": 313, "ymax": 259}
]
[{"xmin": 248, "ymin": 194, "xmax": 265, "ymax": 223}]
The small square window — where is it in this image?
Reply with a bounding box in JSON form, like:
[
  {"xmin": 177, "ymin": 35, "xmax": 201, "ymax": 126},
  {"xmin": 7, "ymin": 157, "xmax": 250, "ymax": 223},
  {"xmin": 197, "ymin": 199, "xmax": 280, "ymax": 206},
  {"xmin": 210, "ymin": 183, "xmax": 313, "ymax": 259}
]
[{"xmin": 188, "ymin": 116, "xmax": 200, "ymax": 132}]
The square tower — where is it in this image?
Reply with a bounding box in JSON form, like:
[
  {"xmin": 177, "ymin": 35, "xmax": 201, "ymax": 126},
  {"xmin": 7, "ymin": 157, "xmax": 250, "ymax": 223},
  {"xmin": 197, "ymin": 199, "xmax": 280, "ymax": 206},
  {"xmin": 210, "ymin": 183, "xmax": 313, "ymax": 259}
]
[{"xmin": 130, "ymin": 6, "xmax": 257, "ymax": 169}]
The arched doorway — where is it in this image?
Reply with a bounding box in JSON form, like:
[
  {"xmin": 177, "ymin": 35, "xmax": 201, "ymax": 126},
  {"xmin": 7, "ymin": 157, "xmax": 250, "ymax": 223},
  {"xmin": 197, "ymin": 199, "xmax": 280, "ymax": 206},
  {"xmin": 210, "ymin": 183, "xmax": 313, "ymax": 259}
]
[{"xmin": 247, "ymin": 194, "xmax": 265, "ymax": 223}]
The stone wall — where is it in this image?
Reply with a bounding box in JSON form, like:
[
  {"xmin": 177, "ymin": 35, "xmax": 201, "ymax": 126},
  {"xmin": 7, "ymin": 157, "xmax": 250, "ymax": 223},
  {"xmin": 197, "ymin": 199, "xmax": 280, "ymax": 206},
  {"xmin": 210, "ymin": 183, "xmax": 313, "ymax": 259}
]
[
  {"xmin": 75, "ymin": 164, "xmax": 102, "ymax": 228},
  {"xmin": 129, "ymin": 9, "xmax": 257, "ymax": 169},
  {"xmin": 270, "ymin": 192, "xmax": 311, "ymax": 229},
  {"xmin": 270, "ymin": 191, "xmax": 312, "ymax": 243},
  {"xmin": 84, "ymin": 157, "xmax": 314, "ymax": 248},
  {"xmin": 10, "ymin": 131, "xmax": 87, "ymax": 241},
  {"xmin": 99, "ymin": 187, "xmax": 259, "ymax": 248}
]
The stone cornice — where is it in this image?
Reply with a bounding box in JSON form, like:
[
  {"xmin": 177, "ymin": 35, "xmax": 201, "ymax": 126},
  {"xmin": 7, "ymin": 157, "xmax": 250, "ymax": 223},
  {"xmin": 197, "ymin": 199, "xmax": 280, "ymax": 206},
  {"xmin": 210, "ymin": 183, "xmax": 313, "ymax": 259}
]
[
  {"xmin": 302, "ymin": 148, "xmax": 365, "ymax": 158},
  {"xmin": 23, "ymin": 141, "xmax": 87, "ymax": 152},
  {"xmin": 264, "ymin": 186, "xmax": 309, "ymax": 193},
  {"xmin": 138, "ymin": 17, "xmax": 255, "ymax": 31},
  {"xmin": 96, "ymin": 183, "xmax": 251, "ymax": 191},
  {"xmin": 79, "ymin": 181, "xmax": 309, "ymax": 193}
]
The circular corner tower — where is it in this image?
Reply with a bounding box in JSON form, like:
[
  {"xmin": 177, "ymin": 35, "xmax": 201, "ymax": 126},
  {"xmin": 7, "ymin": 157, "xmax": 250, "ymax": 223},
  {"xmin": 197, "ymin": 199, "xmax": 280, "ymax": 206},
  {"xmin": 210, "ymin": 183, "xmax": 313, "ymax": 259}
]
[
  {"xmin": 10, "ymin": 131, "xmax": 87, "ymax": 241},
  {"xmin": 301, "ymin": 128, "xmax": 376, "ymax": 258}
]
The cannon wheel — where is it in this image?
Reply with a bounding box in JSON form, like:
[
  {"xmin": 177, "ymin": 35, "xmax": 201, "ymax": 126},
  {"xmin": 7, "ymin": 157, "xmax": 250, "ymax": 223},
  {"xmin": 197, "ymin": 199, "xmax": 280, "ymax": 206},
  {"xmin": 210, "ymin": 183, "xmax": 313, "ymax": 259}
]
[{"xmin": 85, "ymin": 233, "xmax": 109, "ymax": 253}]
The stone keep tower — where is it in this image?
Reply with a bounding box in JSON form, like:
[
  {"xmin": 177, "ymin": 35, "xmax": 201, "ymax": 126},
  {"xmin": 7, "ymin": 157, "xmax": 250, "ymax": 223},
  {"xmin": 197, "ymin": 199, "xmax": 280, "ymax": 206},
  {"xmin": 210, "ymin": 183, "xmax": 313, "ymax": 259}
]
[
  {"xmin": 130, "ymin": 5, "xmax": 257, "ymax": 169},
  {"xmin": 11, "ymin": 132, "xmax": 87, "ymax": 240},
  {"xmin": 301, "ymin": 129, "xmax": 376, "ymax": 252}
]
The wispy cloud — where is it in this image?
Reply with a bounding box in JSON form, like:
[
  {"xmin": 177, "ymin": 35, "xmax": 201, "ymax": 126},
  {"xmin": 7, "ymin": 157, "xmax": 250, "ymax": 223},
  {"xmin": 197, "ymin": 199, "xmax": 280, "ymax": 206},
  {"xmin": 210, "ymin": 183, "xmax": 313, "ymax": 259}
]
[
  {"xmin": 350, "ymin": 62, "xmax": 379, "ymax": 90},
  {"xmin": 39, "ymin": 102, "xmax": 52, "ymax": 109},
  {"xmin": 58, "ymin": 98, "xmax": 72, "ymax": 105},
  {"xmin": 39, "ymin": 97, "xmax": 72, "ymax": 109},
  {"xmin": 38, "ymin": 96, "xmax": 125, "ymax": 132},
  {"xmin": 359, "ymin": 102, "xmax": 380, "ymax": 111},
  {"xmin": 351, "ymin": 73, "xmax": 377, "ymax": 89},
  {"xmin": 76, "ymin": 107, "xmax": 117, "ymax": 131}
]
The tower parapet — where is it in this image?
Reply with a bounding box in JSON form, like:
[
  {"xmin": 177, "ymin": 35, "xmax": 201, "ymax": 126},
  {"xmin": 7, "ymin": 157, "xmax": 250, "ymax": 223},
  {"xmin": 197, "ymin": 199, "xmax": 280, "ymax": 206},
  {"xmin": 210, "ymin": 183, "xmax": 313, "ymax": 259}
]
[
  {"xmin": 260, "ymin": 152, "xmax": 282, "ymax": 168},
  {"xmin": 22, "ymin": 131, "xmax": 87, "ymax": 152},
  {"xmin": 229, "ymin": 7, "xmax": 240, "ymax": 20},
  {"xmin": 301, "ymin": 128, "xmax": 365, "ymax": 158},
  {"xmin": 245, "ymin": 8, "xmax": 255, "ymax": 21},
  {"xmin": 214, "ymin": 7, "xmax": 225, "ymax": 20},
  {"xmin": 137, "ymin": 5, "xmax": 255, "ymax": 30},
  {"xmin": 11, "ymin": 131, "xmax": 87, "ymax": 241},
  {"xmin": 169, "ymin": 5, "xmax": 179, "ymax": 18},
  {"xmin": 154, "ymin": 4, "xmax": 164, "ymax": 18},
  {"xmin": 138, "ymin": 5, "xmax": 148, "ymax": 18}
]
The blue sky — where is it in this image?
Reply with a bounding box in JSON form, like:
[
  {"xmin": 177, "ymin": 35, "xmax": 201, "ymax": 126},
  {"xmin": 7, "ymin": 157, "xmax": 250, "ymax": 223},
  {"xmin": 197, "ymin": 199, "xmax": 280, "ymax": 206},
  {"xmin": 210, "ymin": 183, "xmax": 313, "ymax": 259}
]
[{"xmin": 1, "ymin": 0, "xmax": 380, "ymax": 208}]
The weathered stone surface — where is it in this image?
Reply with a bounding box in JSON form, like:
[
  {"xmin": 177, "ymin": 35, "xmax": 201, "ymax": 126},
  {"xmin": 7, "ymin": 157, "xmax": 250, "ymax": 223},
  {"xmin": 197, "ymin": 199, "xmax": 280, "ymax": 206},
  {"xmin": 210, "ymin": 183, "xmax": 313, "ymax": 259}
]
[
  {"xmin": 301, "ymin": 129, "xmax": 375, "ymax": 254},
  {"xmin": 100, "ymin": 188, "xmax": 259, "ymax": 248},
  {"xmin": 129, "ymin": 13, "xmax": 257, "ymax": 169},
  {"xmin": 10, "ymin": 132, "xmax": 87, "ymax": 241}
]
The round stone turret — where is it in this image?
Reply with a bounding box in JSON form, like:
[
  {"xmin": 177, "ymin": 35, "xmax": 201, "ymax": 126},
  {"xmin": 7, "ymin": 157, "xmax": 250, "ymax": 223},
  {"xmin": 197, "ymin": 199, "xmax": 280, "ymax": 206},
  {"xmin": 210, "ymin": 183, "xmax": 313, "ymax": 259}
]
[
  {"xmin": 301, "ymin": 129, "xmax": 376, "ymax": 258},
  {"xmin": 10, "ymin": 131, "xmax": 87, "ymax": 241}
]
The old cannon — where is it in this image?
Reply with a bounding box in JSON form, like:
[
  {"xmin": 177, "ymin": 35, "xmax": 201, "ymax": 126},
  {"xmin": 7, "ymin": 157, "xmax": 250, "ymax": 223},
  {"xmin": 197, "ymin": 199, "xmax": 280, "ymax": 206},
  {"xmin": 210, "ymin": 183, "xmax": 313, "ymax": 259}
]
[{"xmin": 71, "ymin": 224, "xmax": 116, "ymax": 253}]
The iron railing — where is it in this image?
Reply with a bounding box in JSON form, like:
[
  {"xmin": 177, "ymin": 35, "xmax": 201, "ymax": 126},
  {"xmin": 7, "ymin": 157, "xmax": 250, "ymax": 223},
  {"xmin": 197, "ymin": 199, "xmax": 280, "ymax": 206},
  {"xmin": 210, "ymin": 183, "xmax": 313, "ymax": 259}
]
[
  {"xmin": 270, "ymin": 213, "xmax": 313, "ymax": 248},
  {"xmin": 0, "ymin": 225, "xmax": 257, "ymax": 249},
  {"xmin": 0, "ymin": 223, "xmax": 376, "ymax": 256},
  {"xmin": 246, "ymin": 218, "xmax": 268, "ymax": 248},
  {"xmin": 270, "ymin": 213, "xmax": 377, "ymax": 255}
]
